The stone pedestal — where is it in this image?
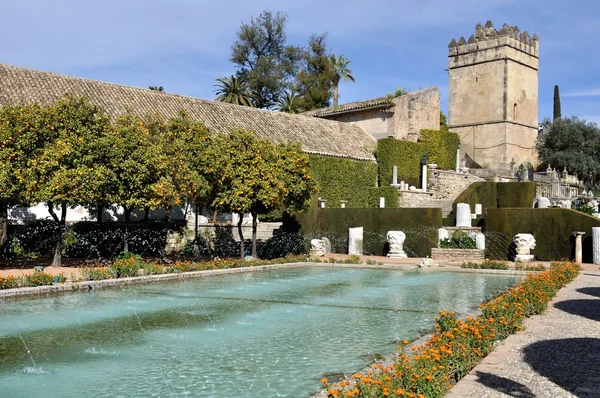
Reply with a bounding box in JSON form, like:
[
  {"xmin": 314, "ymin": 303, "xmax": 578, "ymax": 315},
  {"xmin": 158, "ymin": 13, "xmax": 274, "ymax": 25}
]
[
  {"xmin": 322, "ymin": 237, "xmax": 332, "ymax": 255},
  {"xmin": 474, "ymin": 204, "xmax": 482, "ymax": 215},
  {"xmin": 438, "ymin": 228, "xmax": 449, "ymax": 246},
  {"xmin": 309, "ymin": 239, "xmax": 325, "ymax": 257},
  {"xmin": 348, "ymin": 227, "xmax": 363, "ymax": 255},
  {"xmin": 593, "ymin": 228, "xmax": 600, "ymax": 265},
  {"xmin": 514, "ymin": 233, "xmax": 536, "ymax": 262},
  {"xmin": 475, "ymin": 233, "xmax": 485, "ymax": 250},
  {"xmin": 456, "ymin": 203, "xmax": 471, "ymax": 227},
  {"xmin": 390, "ymin": 165, "xmax": 400, "ymax": 188},
  {"xmin": 379, "ymin": 197, "xmax": 385, "ymax": 208},
  {"xmin": 574, "ymin": 231, "xmax": 585, "ymax": 264},
  {"xmin": 386, "ymin": 231, "xmax": 407, "ymax": 258},
  {"xmin": 455, "ymin": 147, "xmax": 460, "ymax": 173},
  {"xmin": 421, "ymin": 164, "xmax": 428, "ymax": 192}
]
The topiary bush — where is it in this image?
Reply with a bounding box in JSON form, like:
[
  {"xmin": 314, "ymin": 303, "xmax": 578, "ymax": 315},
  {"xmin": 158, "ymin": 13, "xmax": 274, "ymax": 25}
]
[{"xmin": 453, "ymin": 182, "xmax": 537, "ymax": 215}]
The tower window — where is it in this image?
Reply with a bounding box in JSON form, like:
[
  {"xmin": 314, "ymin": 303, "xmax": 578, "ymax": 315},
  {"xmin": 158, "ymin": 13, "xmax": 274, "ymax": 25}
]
[
  {"xmin": 476, "ymin": 77, "xmax": 478, "ymax": 82},
  {"xmin": 513, "ymin": 103, "xmax": 517, "ymax": 120}
]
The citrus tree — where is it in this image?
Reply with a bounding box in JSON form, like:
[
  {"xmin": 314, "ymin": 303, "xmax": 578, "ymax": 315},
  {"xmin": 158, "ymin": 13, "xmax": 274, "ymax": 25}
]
[
  {"xmin": 23, "ymin": 96, "xmax": 112, "ymax": 266},
  {"xmin": 212, "ymin": 130, "xmax": 315, "ymax": 257}
]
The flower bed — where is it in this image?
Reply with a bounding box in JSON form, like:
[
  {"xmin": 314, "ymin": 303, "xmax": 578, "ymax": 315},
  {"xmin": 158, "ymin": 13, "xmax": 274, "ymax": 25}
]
[
  {"xmin": 0, "ymin": 254, "xmax": 360, "ymax": 290},
  {"xmin": 0, "ymin": 271, "xmax": 66, "ymax": 289},
  {"xmin": 461, "ymin": 260, "xmax": 509, "ymax": 270},
  {"xmin": 322, "ymin": 261, "xmax": 580, "ymax": 397}
]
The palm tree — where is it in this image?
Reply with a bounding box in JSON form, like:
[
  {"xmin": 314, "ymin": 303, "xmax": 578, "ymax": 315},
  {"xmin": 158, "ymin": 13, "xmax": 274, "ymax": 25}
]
[
  {"xmin": 331, "ymin": 54, "xmax": 356, "ymax": 107},
  {"xmin": 275, "ymin": 91, "xmax": 299, "ymax": 113},
  {"xmin": 214, "ymin": 75, "xmax": 255, "ymax": 107},
  {"xmin": 149, "ymin": 86, "xmax": 164, "ymax": 92}
]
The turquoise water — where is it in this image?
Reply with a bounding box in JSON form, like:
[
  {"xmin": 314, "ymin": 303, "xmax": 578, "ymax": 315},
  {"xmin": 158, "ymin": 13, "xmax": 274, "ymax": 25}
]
[{"xmin": 0, "ymin": 267, "xmax": 517, "ymax": 397}]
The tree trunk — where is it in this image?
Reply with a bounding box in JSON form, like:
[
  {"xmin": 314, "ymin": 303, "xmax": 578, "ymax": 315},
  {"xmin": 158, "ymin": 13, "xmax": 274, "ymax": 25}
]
[
  {"xmin": 96, "ymin": 203, "xmax": 104, "ymax": 224},
  {"xmin": 333, "ymin": 83, "xmax": 339, "ymax": 107},
  {"xmin": 251, "ymin": 211, "xmax": 258, "ymax": 258},
  {"xmin": 193, "ymin": 203, "xmax": 200, "ymax": 261},
  {"xmin": 212, "ymin": 209, "xmax": 218, "ymax": 223},
  {"xmin": 164, "ymin": 206, "xmax": 171, "ymax": 226},
  {"xmin": 123, "ymin": 206, "xmax": 133, "ymax": 253},
  {"xmin": 0, "ymin": 201, "xmax": 8, "ymax": 247},
  {"xmin": 144, "ymin": 207, "xmax": 150, "ymax": 222},
  {"xmin": 51, "ymin": 203, "xmax": 67, "ymax": 267},
  {"xmin": 237, "ymin": 212, "xmax": 245, "ymax": 259}
]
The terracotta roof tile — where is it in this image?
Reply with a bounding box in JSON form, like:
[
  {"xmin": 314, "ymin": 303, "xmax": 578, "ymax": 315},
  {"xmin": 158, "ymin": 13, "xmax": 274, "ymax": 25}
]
[{"xmin": 0, "ymin": 64, "xmax": 376, "ymax": 161}]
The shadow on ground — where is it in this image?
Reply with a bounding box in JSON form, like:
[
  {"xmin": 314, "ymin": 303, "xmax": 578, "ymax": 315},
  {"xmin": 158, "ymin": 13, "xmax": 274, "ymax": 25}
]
[
  {"xmin": 577, "ymin": 287, "xmax": 600, "ymax": 298},
  {"xmin": 473, "ymin": 371, "xmax": 535, "ymax": 397},
  {"xmin": 554, "ymin": 299, "xmax": 600, "ymax": 321},
  {"xmin": 523, "ymin": 338, "xmax": 600, "ymax": 397}
]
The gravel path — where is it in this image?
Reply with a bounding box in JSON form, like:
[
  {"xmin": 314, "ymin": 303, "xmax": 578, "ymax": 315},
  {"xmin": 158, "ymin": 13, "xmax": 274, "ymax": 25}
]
[{"xmin": 447, "ymin": 266, "xmax": 600, "ymax": 398}]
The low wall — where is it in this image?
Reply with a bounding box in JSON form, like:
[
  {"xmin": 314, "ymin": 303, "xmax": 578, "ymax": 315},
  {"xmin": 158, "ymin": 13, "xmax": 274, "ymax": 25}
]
[
  {"xmin": 428, "ymin": 169, "xmax": 480, "ymax": 200},
  {"xmin": 398, "ymin": 190, "xmax": 434, "ymax": 207},
  {"xmin": 431, "ymin": 248, "xmax": 484, "ymax": 262}
]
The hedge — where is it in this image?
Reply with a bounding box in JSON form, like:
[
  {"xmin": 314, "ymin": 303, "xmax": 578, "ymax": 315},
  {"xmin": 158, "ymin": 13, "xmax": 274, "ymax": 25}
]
[
  {"xmin": 485, "ymin": 208, "xmax": 600, "ymax": 261},
  {"xmin": 376, "ymin": 129, "xmax": 460, "ymax": 188},
  {"xmin": 287, "ymin": 208, "xmax": 442, "ymax": 257},
  {"xmin": 308, "ymin": 155, "xmax": 378, "ymax": 208},
  {"xmin": 452, "ymin": 182, "xmax": 536, "ymax": 214},
  {"xmin": 367, "ymin": 187, "xmax": 399, "ymax": 208}
]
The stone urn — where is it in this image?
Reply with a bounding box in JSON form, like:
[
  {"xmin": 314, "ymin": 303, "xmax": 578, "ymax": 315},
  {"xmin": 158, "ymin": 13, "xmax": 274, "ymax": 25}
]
[
  {"xmin": 513, "ymin": 233, "xmax": 536, "ymax": 262},
  {"xmin": 386, "ymin": 231, "xmax": 407, "ymax": 258}
]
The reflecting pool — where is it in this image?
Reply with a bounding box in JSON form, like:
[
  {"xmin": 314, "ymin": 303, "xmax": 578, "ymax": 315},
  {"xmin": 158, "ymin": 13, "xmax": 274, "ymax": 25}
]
[{"xmin": 0, "ymin": 267, "xmax": 517, "ymax": 397}]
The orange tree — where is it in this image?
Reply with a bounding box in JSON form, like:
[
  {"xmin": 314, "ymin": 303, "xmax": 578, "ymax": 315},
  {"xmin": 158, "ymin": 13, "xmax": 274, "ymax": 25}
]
[
  {"xmin": 23, "ymin": 97, "xmax": 112, "ymax": 266},
  {"xmin": 212, "ymin": 130, "xmax": 315, "ymax": 258},
  {"xmin": 0, "ymin": 103, "xmax": 49, "ymax": 247}
]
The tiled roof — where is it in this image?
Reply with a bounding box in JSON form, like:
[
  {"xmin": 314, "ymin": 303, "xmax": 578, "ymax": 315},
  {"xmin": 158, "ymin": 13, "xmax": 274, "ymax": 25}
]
[
  {"xmin": 0, "ymin": 64, "xmax": 376, "ymax": 161},
  {"xmin": 302, "ymin": 97, "xmax": 394, "ymax": 117}
]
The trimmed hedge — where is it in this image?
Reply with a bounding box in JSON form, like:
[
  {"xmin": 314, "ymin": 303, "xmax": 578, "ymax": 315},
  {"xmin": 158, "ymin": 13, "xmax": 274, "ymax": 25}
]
[
  {"xmin": 376, "ymin": 129, "xmax": 460, "ymax": 188},
  {"xmin": 308, "ymin": 155, "xmax": 378, "ymax": 208},
  {"xmin": 287, "ymin": 208, "xmax": 442, "ymax": 257},
  {"xmin": 452, "ymin": 182, "xmax": 536, "ymax": 214},
  {"xmin": 485, "ymin": 208, "xmax": 600, "ymax": 261},
  {"xmin": 367, "ymin": 187, "xmax": 399, "ymax": 208}
]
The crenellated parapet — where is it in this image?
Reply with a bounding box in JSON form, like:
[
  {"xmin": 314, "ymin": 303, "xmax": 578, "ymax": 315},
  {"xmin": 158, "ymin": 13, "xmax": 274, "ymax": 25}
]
[{"xmin": 448, "ymin": 20, "xmax": 539, "ymax": 58}]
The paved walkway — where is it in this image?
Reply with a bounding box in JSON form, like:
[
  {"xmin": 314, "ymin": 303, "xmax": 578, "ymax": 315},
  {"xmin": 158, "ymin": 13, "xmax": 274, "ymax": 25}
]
[{"xmin": 447, "ymin": 265, "xmax": 600, "ymax": 398}]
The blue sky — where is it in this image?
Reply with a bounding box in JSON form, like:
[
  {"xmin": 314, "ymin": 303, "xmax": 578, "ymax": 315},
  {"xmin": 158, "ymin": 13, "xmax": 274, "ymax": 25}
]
[{"xmin": 1, "ymin": 0, "xmax": 598, "ymax": 123}]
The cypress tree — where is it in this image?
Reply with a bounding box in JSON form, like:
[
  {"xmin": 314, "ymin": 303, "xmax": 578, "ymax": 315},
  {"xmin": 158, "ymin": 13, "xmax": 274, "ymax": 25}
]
[{"xmin": 553, "ymin": 85, "xmax": 561, "ymax": 120}]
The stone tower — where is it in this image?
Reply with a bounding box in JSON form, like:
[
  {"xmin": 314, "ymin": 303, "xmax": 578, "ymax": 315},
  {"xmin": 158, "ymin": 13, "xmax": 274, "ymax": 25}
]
[{"xmin": 448, "ymin": 21, "xmax": 539, "ymax": 170}]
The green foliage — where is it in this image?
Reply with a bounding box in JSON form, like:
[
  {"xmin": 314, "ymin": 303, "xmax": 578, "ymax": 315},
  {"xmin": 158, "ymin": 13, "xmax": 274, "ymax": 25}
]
[
  {"xmin": 23, "ymin": 271, "xmax": 55, "ymax": 287},
  {"xmin": 419, "ymin": 129, "xmax": 460, "ymax": 170},
  {"xmin": 294, "ymin": 34, "xmax": 334, "ymax": 111},
  {"xmin": 439, "ymin": 231, "xmax": 475, "ymax": 249},
  {"xmin": 553, "ymin": 85, "xmax": 561, "ymax": 120},
  {"xmin": 230, "ymin": 10, "xmax": 302, "ymax": 108},
  {"xmin": 288, "ymin": 208, "xmax": 441, "ymax": 257},
  {"xmin": 275, "ymin": 90, "xmax": 300, "ymax": 113},
  {"xmin": 148, "ymin": 86, "xmax": 164, "ymax": 92},
  {"xmin": 367, "ymin": 187, "xmax": 399, "ymax": 208},
  {"xmin": 514, "ymin": 262, "xmax": 546, "ymax": 271},
  {"xmin": 214, "ymin": 75, "xmax": 255, "ymax": 107},
  {"xmin": 109, "ymin": 256, "xmax": 144, "ymax": 278},
  {"xmin": 537, "ymin": 117, "xmax": 600, "ymax": 184},
  {"xmin": 330, "ymin": 54, "xmax": 355, "ymax": 107},
  {"xmin": 375, "ymin": 130, "xmax": 460, "ymax": 188},
  {"xmin": 453, "ymin": 182, "xmax": 537, "ymax": 214},
  {"xmin": 485, "ymin": 208, "xmax": 600, "ymax": 261},
  {"xmin": 461, "ymin": 260, "xmax": 508, "ymax": 270},
  {"xmin": 308, "ymin": 155, "xmax": 378, "ymax": 208},
  {"xmin": 376, "ymin": 138, "xmax": 427, "ymax": 187},
  {"xmin": 579, "ymin": 204, "xmax": 596, "ymax": 215}
]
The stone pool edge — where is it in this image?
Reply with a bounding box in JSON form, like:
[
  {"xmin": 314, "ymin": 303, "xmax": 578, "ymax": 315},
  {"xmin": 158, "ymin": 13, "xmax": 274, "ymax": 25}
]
[{"xmin": 0, "ymin": 262, "xmax": 537, "ymax": 299}]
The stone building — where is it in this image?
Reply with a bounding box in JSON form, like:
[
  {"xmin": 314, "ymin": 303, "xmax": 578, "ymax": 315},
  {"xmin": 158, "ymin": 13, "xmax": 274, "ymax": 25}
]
[
  {"xmin": 303, "ymin": 87, "xmax": 440, "ymax": 141},
  {"xmin": 448, "ymin": 21, "xmax": 539, "ymax": 170}
]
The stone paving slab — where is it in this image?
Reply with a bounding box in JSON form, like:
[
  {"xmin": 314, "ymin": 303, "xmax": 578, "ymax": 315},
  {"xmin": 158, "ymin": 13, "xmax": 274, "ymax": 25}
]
[{"xmin": 446, "ymin": 267, "xmax": 600, "ymax": 398}]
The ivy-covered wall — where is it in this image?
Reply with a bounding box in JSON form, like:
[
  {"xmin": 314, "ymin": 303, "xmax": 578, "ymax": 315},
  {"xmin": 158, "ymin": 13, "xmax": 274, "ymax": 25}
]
[
  {"xmin": 376, "ymin": 129, "xmax": 460, "ymax": 188},
  {"xmin": 308, "ymin": 155, "xmax": 378, "ymax": 208},
  {"xmin": 485, "ymin": 208, "xmax": 600, "ymax": 261},
  {"xmin": 287, "ymin": 207, "xmax": 442, "ymax": 257}
]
